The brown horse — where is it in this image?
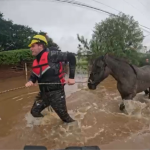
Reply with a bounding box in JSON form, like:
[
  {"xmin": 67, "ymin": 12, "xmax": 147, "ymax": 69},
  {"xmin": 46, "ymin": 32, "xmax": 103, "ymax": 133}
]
[{"xmin": 88, "ymin": 54, "xmax": 150, "ymax": 110}]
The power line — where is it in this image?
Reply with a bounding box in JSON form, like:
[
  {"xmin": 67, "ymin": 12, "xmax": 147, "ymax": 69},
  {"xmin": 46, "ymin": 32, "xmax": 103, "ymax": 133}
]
[
  {"xmin": 123, "ymin": 0, "xmax": 150, "ymax": 24},
  {"xmin": 123, "ymin": 0, "xmax": 144, "ymax": 15},
  {"xmin": 49, "ymin": 0, "xmax": 108, "ymax": 15},
  {"xmin": 90, "ymin": 0, "xmax": 150, "ymax": 32},
  {"xmin": 52, "ymin": 0, "xmax": 150, "ymax": 31},
  {"xmin": 137, "ymin": 0, "xmax": 147, "ymax": 8},
  {"xmin": 51, "ymin": 0, "xmax": 117, "ymax": 16},
  {"xmin": 139, "ymin": 24, "xmax": 150, "ymax": 30},
  {"xmin": 144, "ymin": 33, "xmax": 150, "ymax": 37},
  {"xmin": 141, "ymin": 27, "xmax": 150, "ymax": 34},
  {"xmin": 2, "ymin": 0, "xmax": 150, "ymax": 32},
  {"xmin": 91, "ymin": 0, "xmax": 120, "ymax": 13}
]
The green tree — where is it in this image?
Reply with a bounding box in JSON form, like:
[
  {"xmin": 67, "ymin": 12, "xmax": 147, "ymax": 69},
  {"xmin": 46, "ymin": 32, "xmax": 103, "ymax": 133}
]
[
  {"xmin": 0, "ymin": 12, "xmax": 38, "ymax": 51},
  {"xmin": 77, "ymin": 13, "xmax": 144, "ymax": 65},
  {"xmin": 0, "ymin": 12, "xmax": 59, "ymax": 51}
]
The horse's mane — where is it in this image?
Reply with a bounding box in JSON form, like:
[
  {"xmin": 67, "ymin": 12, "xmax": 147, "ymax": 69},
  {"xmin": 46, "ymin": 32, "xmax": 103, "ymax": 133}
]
[
  {"xmin": 94, "ymin": 53, "xmax": 137, "ymax": 76},
  {"xmin": 106, "ymin": 54, "xmax": 137, "ymax": 76},
  {"xmin": 95, "ymin": 53, "xmax": 130, "ymax": 66},
  {"xmin": 107, "ymin": 54, "xmax": 129, "ymax": 64}
]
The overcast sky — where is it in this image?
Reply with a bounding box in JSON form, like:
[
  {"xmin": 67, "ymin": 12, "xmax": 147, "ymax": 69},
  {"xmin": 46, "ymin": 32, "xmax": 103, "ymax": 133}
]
[{"xmin": 0, "ymin": 0, "xmax": 150, "ymax": 52}]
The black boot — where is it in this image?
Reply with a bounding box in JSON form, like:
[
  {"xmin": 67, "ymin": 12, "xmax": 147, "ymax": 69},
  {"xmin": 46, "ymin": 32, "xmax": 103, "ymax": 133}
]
[
  {"xmin": 31, "ymin": 100, "xmax": 46, "ymax": 117},
  {"xmin": 31, "ymin": 112, "xmax": 44, "ymax": 117},
  {"xmin": 62, "ymin": 117, "xmax": 75, "ymax": 123}
]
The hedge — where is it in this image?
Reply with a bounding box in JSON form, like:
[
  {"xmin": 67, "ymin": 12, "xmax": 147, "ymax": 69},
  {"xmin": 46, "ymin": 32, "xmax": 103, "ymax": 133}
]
[{"xmin": 0, "ymin": 49, "xmax": 34, "ymax": 65}]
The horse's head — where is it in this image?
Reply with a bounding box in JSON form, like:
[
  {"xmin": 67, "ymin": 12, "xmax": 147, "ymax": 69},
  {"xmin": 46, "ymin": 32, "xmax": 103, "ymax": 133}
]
[{"xmin": 88, "ymin": 55, "xmax": 110, "ymax": 90}]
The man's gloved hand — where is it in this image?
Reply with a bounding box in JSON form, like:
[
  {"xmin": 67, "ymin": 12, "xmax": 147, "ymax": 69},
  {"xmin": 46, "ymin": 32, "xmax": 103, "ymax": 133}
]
[
  {"xmin": 67, "ymin": 79, "xmax": 75, "ymax": 85},
  {"xmin": 25, "ymin": 81, "xmax": 34, "ymax": 87}
]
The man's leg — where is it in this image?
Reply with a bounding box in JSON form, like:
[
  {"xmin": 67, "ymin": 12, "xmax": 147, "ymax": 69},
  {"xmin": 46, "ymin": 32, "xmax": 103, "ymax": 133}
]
[
  {"xmin": 31, "ymin": 95, "xmax": 49, "ymax": 117},
  {"xmin": 47, "ymin": 88, "xmax": 75, "ymax": 123},
  {"xmin": 35, "ymin": 91, "xmax": 42, "ymax": 100},
  {"xmin": 35, "ymin": 91, "xmax": 53, "ymax": 112}
]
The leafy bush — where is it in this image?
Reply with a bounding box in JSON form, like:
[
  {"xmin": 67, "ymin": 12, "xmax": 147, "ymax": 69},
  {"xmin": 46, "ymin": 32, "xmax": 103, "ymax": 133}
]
[{"xmin": 0, "ymin": 49, "xmax": 34, "ymax": 65}]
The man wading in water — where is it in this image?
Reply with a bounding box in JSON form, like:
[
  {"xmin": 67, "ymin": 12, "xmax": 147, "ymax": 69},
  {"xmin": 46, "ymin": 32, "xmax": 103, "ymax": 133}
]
[{"xmin": 25, "ymin": 35, "xmax": 76, "ymax": 123}]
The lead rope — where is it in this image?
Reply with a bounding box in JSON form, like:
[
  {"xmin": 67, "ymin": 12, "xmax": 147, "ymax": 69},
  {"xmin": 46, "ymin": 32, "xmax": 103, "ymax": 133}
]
[{"xmin": 0, "ymin": 81, "xmax": 89, "ymax": 95}]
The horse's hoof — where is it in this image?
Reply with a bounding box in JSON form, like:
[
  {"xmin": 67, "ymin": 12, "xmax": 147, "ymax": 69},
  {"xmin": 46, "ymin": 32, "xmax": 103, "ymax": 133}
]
[{"xmin": 119, "ymin": 103, "xmax": 125, "ymax": 111}]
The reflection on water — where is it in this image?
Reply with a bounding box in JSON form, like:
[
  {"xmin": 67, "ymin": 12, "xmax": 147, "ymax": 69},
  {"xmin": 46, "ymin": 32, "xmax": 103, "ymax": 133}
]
[{"xmin": 0, "ymin": 73, "xmax": 150, "ymax": 149}]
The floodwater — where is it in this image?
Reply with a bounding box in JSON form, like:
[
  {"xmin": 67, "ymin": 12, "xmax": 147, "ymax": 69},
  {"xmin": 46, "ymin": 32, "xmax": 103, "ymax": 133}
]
[{"xmin": 0, "ymin": 72, "xmax": 150, "ymax": 150}]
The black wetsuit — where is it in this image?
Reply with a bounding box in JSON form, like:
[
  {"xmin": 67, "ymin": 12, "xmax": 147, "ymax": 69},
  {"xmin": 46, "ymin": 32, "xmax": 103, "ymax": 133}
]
[{"xmin": 29, "ymin": 49, "xmax": 76, "ymax": 123}]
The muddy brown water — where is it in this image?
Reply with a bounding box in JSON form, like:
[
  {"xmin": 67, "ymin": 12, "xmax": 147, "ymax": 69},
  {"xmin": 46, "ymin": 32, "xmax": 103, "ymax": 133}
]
[{"xmin": 0, "ymin": 73, "xmax": 150, "ymax": 150}]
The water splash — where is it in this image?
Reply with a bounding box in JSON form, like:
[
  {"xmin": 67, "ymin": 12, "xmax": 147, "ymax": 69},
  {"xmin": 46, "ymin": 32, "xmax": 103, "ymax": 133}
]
[
  {"xmin": 24, "ymin": 103, "xmax": 100, "ymax": 145},
  {"xmin": 123, "ymin": 100, "xmax": 147, "ymax": 117},
  {"xmin": 112, "ymin": 92, "xmax": 150, "ymax": 119}
]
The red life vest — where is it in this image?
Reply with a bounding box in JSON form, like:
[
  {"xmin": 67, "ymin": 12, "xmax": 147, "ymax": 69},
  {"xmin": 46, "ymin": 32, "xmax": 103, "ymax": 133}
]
[{"xmin": 32, "ymin": 51, "xmax": 65, "ymax": 84}]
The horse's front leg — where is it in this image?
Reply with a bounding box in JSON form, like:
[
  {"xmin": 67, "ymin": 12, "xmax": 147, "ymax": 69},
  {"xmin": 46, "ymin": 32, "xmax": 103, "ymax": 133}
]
[
  {"xmin": 119, "ymin": 95, "xmax": 146, "ymax": 115},
  {"xmin": 119, "ymin": 94, "xmax": 133, "ymax": 111},
  {"xmin": 119, "ymin": 101, "xmax": 125, "ymax": 111},
  {"xmin": 119, "ymin": 98, "xmax": 136, "ymax": 116},
  {"xmin": 144, "ymin": 88, "xmax": 150, "ymax": 99},
  {"xmin": 144, "ymin": 89, "xmax": 149, "ymax": 96}
]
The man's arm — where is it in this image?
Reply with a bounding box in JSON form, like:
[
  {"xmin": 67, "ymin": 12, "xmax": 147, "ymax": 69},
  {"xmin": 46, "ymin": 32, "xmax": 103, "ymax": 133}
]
[
  {"xmin": 28, "ymin": 72, "xmax": 37, "ymax": 83},
  {"xmin": 25, "ymin": 72, "xmax": 37, "ymax": 87},
  {"xmin": 67, "ymin": 53, "xmax": 76, "ymax": 79},
  {"xmin": 48, "ymin": 51, "xmax": 76, "ymax": 79}
]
